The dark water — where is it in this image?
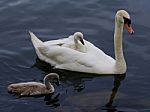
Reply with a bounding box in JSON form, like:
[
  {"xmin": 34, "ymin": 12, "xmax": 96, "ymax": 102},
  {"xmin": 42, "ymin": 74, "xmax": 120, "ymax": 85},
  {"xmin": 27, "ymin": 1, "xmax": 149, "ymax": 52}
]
[{"xmin": 0, "ymin": 0, "xmax": 150, "ymax": 112}]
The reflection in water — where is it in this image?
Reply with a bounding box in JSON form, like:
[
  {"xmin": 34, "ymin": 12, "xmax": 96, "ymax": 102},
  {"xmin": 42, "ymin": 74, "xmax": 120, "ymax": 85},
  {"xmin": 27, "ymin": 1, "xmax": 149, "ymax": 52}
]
[
  {"xmin": 44, "ymin": 93, "xmax": 60, "ymax": 108},
  {"xmin": 33, "ymin": 58, "xmax": 126, "ymax": 111},
  {"xmin": 103, "ymin": 74, "xmax": 126, "ymax": 112}
]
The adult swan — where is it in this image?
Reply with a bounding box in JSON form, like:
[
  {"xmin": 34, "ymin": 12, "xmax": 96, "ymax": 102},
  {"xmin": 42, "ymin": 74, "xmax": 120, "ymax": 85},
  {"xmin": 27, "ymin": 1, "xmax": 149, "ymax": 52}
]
[{"xmin": 29, "ymin": 10, "xmax": 134, "ymax": 74}]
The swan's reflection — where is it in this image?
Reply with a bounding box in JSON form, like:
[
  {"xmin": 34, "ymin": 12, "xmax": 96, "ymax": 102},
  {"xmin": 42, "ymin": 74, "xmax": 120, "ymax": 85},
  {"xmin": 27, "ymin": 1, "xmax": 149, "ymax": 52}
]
[
  {"xmin": 33, "ymin": 58, "xmax": 126, "ymax": 110},
  {"xmin": 103, "ymin": 74, "xmax": 125, "ymax": 112}
]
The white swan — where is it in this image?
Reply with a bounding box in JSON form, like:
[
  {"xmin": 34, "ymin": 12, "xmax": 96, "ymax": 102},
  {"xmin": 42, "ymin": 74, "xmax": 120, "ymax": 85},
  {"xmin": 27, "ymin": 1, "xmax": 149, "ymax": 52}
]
[
  {"xmin": 29, "ymin": 10, "xmax": 134, "ymax": 74},
  {"xmin": 8, "ymin": 73, "xmax": 59, "ymax": 96},
  {"xmin": 29, "ymin": 32, "xmax": 86, "ymax": 53}
]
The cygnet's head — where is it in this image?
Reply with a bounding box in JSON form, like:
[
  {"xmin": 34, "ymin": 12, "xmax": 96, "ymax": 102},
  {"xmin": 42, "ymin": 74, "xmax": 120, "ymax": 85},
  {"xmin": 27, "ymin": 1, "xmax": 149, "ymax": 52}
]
[
  {"xmin": 115, "ymin": 10, "xmax": 134, "ymax": 34},
  {"xmin": 73, "ymin": 32, "xmax": 84, "ymax": 45}
]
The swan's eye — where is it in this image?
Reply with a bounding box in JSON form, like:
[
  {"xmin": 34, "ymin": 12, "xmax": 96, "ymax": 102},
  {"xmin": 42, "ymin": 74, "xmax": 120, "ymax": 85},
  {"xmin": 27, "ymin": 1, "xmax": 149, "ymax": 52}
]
[{"xmin": 123, "ymin": 17, "xmax": 131, "ymax": 26}]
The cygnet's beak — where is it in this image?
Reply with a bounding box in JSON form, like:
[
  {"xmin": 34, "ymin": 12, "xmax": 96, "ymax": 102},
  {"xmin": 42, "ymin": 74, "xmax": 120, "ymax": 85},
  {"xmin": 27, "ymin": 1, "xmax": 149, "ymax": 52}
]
[{"xmin": 80, "ymin": 39, "xmax": 85, "ymax": 45}]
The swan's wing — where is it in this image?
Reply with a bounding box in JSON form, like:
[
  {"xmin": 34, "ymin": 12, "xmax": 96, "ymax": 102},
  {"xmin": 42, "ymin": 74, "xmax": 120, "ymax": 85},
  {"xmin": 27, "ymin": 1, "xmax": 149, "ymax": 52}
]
[
  {"xmin": 44, "ymin": 39, "xmax": 65, "ymax": 46},
  {"xmin": 30, "ymin": 91, "xmax": 42, "ymax": 95},
  {"xmin": 37, "ymin": 43, "xmax": 115, "ymax": 73},
  {"xmin": 84, "ymin": 40, "xmax": 106, "ymax": 55},
  {"xmin": 38, "ymin": 45, "xmax": 93, "ymax": 67},
  {"xmin": 20, "ymin": 88, "xmax": 31, "ymax": 96},
  {"xmin": 44, "ymin": 35, "xmax": 74, "ymax": 47}
]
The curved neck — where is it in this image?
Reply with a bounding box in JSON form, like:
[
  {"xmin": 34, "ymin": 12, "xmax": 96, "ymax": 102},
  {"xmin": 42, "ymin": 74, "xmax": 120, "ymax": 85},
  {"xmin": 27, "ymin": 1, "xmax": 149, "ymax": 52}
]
[
  {"xmin": 44, "ymin": 75, "xmax": 53, "ymax": 90},
  {"xmin": 74, "ymin": 36, "xmax": 77, "ymax": 43},
  {"xmin": 114, "ymin": 18, "xmax": 124, "ymax": 62},
  {"xmin": 114, "ymin": 18, "xmax": 126, "ymax": 73},
  {"xmin": 44, "ymin": 73, "xmax": 59, "ymax": 90},
  {"xmin": 74, "ymin": 37, "xmax": 79, "ymax": 49}
]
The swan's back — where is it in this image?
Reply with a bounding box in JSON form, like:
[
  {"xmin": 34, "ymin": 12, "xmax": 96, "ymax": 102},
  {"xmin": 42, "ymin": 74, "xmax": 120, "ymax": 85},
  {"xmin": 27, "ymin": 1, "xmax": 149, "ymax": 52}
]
[
  {"xmin": 29, "ymin": 31, "xmax": 86, "ymax": 53},
  {"xmin": 29, "ymin": 32, "xmax": 116, "ymax": 74}
]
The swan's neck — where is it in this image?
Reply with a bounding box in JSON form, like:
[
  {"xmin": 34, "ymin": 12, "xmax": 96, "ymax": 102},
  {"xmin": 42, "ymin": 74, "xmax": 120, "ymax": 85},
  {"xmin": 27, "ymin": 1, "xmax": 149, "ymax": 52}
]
[
  {"xmin": 44, "ymin": 76, "xmax": 53, "ymax": 90},
  {"xmin": 114, "ymin": 19, "xmax": 126, "ymax": 73},
  {"xmin": 44, "ymin": 74, "xmax": 59, "ymax": 91},
  {"xmin": 74, "ymin": 38, "xmax": 78, "ymax": 48},
  {"xmin": 44, "ymin": 80, "xmax": 52, "ymax": 90},
  {"xmin": 74, "ymin": 38, "xmax": 81, "ymax": 50}
]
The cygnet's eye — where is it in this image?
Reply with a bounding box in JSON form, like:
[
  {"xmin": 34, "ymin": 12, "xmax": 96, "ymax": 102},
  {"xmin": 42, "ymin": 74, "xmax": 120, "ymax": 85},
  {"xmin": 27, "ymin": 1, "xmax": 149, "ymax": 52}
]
[
  {"xmin": 80, "ymin": 39, "xmax": 84, "ymax": 45},
  {"xmin": 123, "ymin": 17, "xmax": 131, "ymax": 26}
]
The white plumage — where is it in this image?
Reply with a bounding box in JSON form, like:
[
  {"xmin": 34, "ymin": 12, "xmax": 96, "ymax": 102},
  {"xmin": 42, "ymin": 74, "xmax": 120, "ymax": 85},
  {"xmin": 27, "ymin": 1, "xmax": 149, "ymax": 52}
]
[{"xmin": 29, "ymin": 10, "xmax": 134, "ymax": 74}]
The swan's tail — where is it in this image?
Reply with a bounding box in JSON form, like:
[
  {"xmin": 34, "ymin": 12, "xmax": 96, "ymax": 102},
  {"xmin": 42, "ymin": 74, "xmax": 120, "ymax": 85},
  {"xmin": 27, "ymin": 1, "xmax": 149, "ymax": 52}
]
[{"xmin": 29, "ymin": 31, "xmax": 43, "ymax": 48}]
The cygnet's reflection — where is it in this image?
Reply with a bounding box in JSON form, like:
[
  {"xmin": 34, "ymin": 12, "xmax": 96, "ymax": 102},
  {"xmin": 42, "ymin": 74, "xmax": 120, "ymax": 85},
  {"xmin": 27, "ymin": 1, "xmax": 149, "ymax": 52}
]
[{"xmin": 33, "ymin": 58, "xmax": 126, "ymax": 110}]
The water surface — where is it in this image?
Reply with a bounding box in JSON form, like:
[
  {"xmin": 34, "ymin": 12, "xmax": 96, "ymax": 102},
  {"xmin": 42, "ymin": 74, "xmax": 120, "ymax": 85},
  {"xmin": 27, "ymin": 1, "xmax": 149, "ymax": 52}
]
[{"xmin": 0, "ymin": 0, "xmax": 150, "ymax": 112}]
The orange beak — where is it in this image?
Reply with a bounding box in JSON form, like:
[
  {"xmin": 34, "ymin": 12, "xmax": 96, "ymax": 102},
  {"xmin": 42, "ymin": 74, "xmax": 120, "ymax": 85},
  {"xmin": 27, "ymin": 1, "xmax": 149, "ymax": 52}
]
[{"xmin": 124, "ymin": 23, "xmax": 134, "ymax": 35}]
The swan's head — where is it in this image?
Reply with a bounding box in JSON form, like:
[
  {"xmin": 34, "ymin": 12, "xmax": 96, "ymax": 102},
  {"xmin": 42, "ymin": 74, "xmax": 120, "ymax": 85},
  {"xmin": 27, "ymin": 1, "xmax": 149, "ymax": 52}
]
[
  {"xmin": 116, "ymin": 10, "xmax": 134, "ymax": 34},
  {"xmin": 44, "ymin": 73, "xmax": 60, "ymax": 90},
  {"xmin": 73, "ymin": 32, "xmax": 85, "ymax": 45}
]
